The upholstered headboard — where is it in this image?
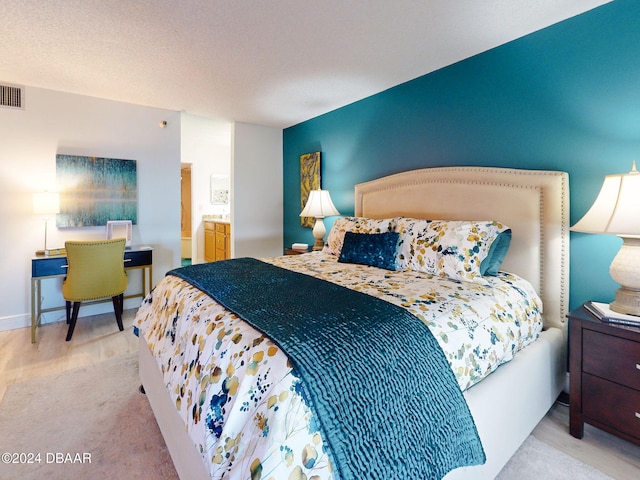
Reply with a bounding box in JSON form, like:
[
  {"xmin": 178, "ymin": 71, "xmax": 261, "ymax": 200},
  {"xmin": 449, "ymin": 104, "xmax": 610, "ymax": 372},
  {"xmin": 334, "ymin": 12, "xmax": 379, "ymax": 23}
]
[{"xmin": 354, "ymin": 166, "xmax": 569, "ymax": 332}]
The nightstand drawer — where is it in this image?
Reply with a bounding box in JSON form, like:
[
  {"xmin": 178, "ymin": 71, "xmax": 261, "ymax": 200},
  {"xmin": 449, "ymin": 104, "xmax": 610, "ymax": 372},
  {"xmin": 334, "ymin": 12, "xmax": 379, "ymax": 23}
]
[
  {"xmin": 583, "ymin": 373, "xmax": 640, "ymax": 441},
  {"xmin": 583, "ymin": 329, "xmax": 640, "ymax": 390}
]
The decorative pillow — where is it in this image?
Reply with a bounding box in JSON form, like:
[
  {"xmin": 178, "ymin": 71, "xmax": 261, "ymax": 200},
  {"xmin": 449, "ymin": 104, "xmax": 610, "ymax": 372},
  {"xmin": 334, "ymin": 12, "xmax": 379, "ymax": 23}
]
[
  {"xmin": 323, "ymin": 217, "xmax": 398, "ymax": 256},
  {"xmin": 395, "ymin": 217, "xmax": 511, "ymax": 284},
  {"xmin": 338, "ymin": 231, "xmax": 400, "ymax": 271},
  {"xmin": 480, "ymin": 230, "xmax": 512, "ymax": 276}
]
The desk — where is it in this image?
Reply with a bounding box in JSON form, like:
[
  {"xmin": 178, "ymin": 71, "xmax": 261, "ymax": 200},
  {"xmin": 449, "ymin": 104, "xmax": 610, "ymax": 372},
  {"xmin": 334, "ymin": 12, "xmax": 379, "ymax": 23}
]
[{"xmin": 31, "ymin": 244, "xmax": 153, "ymax": 343}]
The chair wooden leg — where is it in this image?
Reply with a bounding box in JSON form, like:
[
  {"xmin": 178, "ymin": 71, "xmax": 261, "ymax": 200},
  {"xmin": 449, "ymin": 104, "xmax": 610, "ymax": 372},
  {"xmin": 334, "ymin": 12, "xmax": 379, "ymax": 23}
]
[
  {"xmin": 112, "ymin": 294, "xmax": 124, "ymax": 331},
  {"xmin": 65, "ymin": 301, "xmax": 71, "ymax": 324},
  {"xmin": 66, "ymin": 302, "xmax": 81, "ymax": 341}
]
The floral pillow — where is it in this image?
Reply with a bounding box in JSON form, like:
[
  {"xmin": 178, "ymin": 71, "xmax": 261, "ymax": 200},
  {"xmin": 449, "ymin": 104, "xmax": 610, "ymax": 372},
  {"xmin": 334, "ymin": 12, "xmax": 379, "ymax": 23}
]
[
  {"xmin": 395, "ymin": 217, "xmax": 511, "ymax": 284},
  {"xmin": 323, "ymin": 217, "xmax": 398, "ymax": 256}
]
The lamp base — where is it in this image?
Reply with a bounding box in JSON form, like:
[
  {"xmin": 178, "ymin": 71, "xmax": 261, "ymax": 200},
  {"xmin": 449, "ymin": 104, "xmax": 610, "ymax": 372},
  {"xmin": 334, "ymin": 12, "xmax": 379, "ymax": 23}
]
[
  {"xmin": 610, "ymin": 286, "xmax": 640, "ymax": 316},
  {"xmin": 311, "ymin": 217, "xmax": 327, "ymax": 251},
  {"xmin": 609, "ymin": 237, "xmax": 640, "ymax": 316}
]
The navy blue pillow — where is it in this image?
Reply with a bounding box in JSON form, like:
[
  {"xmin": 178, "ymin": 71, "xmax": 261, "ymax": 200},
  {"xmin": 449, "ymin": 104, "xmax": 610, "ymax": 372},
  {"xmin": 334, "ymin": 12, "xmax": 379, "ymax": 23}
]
[{"xmin": 338, "ymin": 231, "xmax": 399, "ymax": 271}]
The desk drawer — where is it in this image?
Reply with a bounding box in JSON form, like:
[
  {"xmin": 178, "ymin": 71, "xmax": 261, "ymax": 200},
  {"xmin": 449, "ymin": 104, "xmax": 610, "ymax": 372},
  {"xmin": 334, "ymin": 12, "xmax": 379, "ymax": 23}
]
[
  {"xmin": 125, "ymin": 248, "xmax": 152, "ymax": 268},
  {"xmin": 32, "ymin": 248, "xmax": 152, "ymax": 277},
  {"xmin": 32, "ymin": 256, "xmax": 67, "ymax": 277}
]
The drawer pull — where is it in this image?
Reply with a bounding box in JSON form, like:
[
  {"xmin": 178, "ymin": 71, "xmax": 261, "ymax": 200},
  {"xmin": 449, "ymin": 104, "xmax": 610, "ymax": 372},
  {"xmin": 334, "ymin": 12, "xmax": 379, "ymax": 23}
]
[
  {"xmin": 636, "ymin": 412, "xmax": 640, "ymax": 420},
  {"xmin": 636, "ymin": 364, "xmax": 640, "ymax": 370}
]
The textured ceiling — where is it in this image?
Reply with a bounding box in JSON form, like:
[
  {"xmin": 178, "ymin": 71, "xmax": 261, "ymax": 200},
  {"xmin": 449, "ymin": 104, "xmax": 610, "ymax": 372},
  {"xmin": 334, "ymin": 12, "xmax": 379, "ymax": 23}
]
[{"xmin": 0, "ymin": 0, "xmax": 610, "ymax": 128}]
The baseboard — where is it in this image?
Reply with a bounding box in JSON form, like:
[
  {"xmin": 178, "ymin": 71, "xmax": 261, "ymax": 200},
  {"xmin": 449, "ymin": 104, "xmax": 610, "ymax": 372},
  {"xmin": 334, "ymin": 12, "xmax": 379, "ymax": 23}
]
[
  {"xmin": 0, "ymin": 299, "xmax": 141, "ymax": 333},
  {"xmin": 0, "ymin": 313, "xmax": 31, "ymax": 332}
]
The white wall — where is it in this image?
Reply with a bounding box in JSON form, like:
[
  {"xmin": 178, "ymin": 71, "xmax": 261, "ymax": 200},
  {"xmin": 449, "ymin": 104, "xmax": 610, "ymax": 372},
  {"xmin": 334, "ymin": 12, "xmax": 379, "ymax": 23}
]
[
  {"xmin": 0, "ymin": 86, "xmax": 181, "ymax": 330},
  {"xmin": 232, "ymin": 122, "xmax": 283, "ymax": 258},
  {"xmin": 180, "ymin": 114, "xmax": 231, "ymax": 264}
]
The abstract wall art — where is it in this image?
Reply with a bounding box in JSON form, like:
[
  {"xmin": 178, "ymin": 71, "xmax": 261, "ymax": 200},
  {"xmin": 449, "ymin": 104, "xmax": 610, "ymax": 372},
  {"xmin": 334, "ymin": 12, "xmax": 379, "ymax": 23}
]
[
  {"xmin": 56, "ymin": 154, "xmax": 137, "ymax": 227},
  {"xmin": 300, "ymin": 151, "xmax": 321, "ymax": 227}
]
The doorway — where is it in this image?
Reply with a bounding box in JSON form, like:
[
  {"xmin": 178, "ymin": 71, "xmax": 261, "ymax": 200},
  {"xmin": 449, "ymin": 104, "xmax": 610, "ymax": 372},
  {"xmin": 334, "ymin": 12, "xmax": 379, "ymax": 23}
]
[{"xmin": 180, "ymin": 163, "xmax": 192, "ymax": 266}]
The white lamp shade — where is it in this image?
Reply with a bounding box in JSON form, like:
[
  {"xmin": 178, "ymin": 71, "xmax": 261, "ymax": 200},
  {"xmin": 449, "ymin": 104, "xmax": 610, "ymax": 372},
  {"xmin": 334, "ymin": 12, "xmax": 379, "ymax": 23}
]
[
  {"xmin": 33, "ymin": 191, "xmax": 60, "ymax": 215},
  {"xmin": 571, "ymin": 169, "xmax": 640, "ymax": 236},
  {"xmin": 300, "ymin": 190, "xmax": 340, "ymax": 218}
]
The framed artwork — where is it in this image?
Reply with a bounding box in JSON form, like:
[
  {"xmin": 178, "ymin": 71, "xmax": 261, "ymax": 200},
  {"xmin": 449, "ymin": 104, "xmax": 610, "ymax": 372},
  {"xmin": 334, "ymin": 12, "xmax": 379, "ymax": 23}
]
[
  {"xmin": 210, "ymin": 174, "xmax": 230, "ymax": 205},
  {"xmin": 56, "ymin": 154, "xmax": 137, "ymax": 227},
  {"xmin": 300, "ymin": 152, "xmax": 321, "ymax": 227}
]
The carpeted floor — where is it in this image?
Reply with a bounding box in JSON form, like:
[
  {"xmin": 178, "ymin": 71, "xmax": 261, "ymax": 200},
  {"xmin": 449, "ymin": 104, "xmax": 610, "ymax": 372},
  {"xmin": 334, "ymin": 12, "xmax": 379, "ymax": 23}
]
[
  {"xmin": 0, "ymin": 352, "xmax": 615, "ymax": 480},
  {"xmin": 496, "ymin": 436, "xmax": 613, "ymax": 480},
  {"xmin": 0, "ymin": 353, "xmax": 177, "ymax": 480}
]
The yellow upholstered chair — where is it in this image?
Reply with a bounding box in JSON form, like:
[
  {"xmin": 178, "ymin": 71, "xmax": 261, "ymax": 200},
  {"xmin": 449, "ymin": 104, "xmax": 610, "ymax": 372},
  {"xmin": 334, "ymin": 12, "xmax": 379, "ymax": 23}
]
[{"xmin": 62, "ymin": 238, "xmax": 128, "ymax": 341}]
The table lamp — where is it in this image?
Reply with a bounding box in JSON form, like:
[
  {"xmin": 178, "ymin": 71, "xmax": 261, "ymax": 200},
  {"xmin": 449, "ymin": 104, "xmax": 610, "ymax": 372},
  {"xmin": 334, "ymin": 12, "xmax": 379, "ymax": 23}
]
[
  {"xmin": 571, "ymin": 162, "xmax": 640, "ymax": 315},
  {"xmin": 33, "ymin": 191, "xmax": 60, "ymax": 256},
  {"xmin": 300, "ymin": 189, "xmax": 340, "ymax": 250}
]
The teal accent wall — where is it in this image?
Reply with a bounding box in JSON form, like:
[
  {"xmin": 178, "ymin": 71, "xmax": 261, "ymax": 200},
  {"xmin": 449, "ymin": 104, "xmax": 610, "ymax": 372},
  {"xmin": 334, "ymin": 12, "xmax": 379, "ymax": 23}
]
[{"xmin": 283, "ymin": 0, "xmax": 640, "ymax": 310}]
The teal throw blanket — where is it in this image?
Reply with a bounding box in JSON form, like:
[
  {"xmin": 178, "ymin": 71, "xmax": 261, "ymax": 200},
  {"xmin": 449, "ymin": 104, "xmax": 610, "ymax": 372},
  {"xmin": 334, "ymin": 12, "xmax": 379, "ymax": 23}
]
[{"xmin": 169, "ymin": 258, "xmax": 485, "ymax": 480}]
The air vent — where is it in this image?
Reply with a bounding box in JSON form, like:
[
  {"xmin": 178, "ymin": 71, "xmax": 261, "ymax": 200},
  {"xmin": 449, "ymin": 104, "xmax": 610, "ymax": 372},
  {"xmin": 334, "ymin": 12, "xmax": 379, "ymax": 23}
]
[{"xmin": 0, "ymin": 84, "xmax": 23, "ymax": 109}]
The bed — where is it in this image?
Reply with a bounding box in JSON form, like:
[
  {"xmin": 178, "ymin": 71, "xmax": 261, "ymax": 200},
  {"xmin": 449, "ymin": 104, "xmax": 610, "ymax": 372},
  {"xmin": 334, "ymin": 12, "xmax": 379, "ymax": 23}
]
[{"xmin": 136, "ymin": 166, "xmax": 569, "ymax": 480}]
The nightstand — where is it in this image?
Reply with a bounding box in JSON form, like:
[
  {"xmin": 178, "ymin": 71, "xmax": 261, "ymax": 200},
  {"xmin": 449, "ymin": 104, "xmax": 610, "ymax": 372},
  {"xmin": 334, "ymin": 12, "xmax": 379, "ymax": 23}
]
[{"xmin": 569, "ymin": 304, "xmax": 640, "ymax": 447}]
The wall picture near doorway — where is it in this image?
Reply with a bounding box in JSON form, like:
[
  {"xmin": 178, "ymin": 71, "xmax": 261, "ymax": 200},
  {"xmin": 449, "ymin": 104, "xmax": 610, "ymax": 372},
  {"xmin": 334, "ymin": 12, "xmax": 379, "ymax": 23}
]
[{"xmin": 210, "ymin": 174, "xmax": 230, "ymax": 205}]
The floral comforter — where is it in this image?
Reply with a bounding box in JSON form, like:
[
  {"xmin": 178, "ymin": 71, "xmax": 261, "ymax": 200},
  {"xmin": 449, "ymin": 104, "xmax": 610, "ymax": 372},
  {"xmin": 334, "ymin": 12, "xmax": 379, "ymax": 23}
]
[{"xmin": 134, "ymin": 251, "xmax": 542, "ymax": 480}]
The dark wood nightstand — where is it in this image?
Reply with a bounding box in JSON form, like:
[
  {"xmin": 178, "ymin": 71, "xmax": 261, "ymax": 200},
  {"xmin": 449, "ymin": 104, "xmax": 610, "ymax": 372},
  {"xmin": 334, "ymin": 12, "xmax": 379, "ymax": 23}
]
[{"xmin": 569, "ymin": 304, "xmax": 640, "ymax": 447}]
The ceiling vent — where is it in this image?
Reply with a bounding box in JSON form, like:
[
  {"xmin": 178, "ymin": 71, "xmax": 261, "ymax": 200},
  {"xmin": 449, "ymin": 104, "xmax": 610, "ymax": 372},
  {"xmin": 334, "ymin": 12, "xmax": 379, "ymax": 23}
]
[{"xmin": 0, "ymin": 84, "xmax": 24, "ymax": 109}]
